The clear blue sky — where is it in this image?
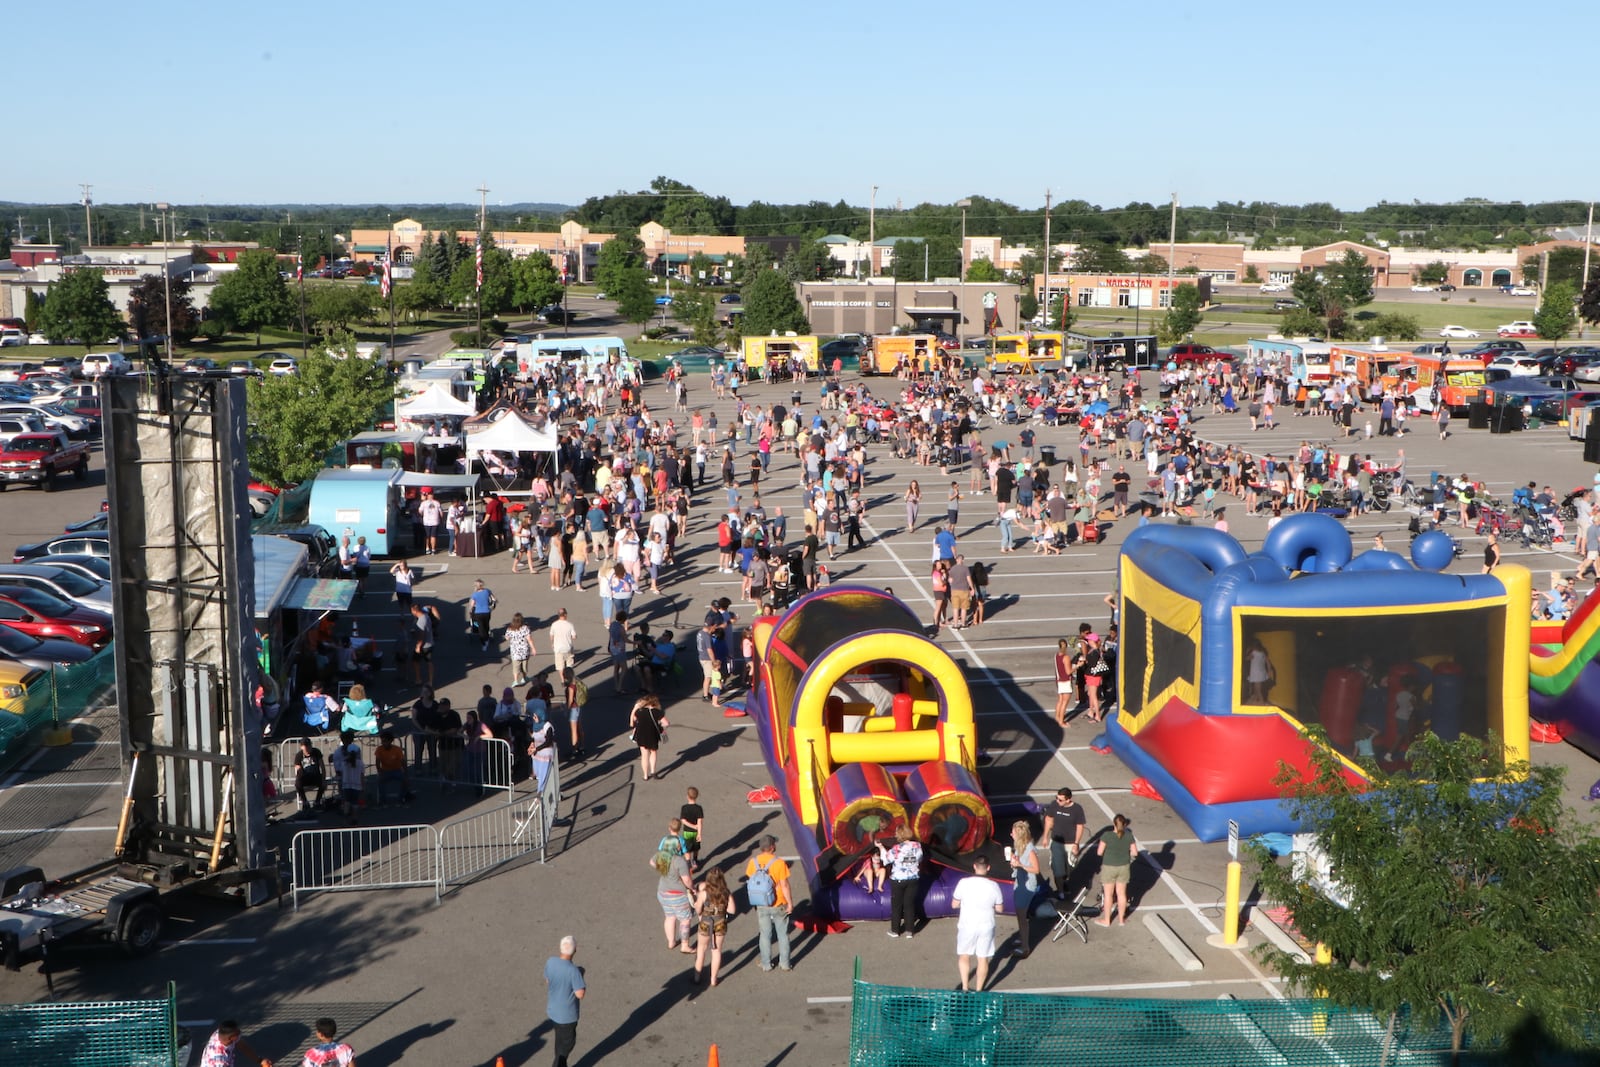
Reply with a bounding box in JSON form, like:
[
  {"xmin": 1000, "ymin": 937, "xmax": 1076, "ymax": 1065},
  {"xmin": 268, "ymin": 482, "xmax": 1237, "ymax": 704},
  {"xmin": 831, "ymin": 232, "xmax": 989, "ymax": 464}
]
[{"xmin": 13, "ymin": 0, "xmax": 1590, "ymax": 217}]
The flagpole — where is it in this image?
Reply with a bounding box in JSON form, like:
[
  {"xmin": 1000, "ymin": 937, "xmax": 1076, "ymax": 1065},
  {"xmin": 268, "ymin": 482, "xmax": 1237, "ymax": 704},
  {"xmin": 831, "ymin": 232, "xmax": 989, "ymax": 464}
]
[
  {"xmin": 385, "ymin": 231, "xmax": 396, "ymax": 364},
  {"xmin": 297, "ymin": 245, "xmax": 308, "ymax": 357}
]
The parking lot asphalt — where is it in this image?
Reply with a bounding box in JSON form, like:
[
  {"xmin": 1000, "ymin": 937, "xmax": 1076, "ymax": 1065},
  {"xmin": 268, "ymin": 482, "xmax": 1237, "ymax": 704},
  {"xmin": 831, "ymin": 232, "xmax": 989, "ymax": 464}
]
[{"xmin": 2, "ymin": 364, "xmax": 1598, "ymax": 1066}]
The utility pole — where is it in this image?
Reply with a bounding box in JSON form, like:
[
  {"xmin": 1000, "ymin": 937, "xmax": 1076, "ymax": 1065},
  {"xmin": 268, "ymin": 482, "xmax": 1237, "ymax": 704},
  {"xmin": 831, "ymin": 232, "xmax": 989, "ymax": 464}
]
[
  {"xmin": 1167, "ymin": 192, "xmax": 1179, "ymax": 291},
  {"xmin": 1041, "ymin": 189, "xmax": 1052, "ymax": 328},
  {"xmin": 80, "ymin": 184, "xmax": 93, "ymax": 248},
  {"xmin": 1580, "ymin": 204, "xmax": 1593, "ymax": 342},
  {"xmin": 957, "ymin": 198, "xmax": 972, "ymax": 279},
  {"xmin": 869, "ymin": 185, "xmax": 878, "ymax": 278},
  {"xmin": 155, "ymin": 203, "xmax": 173, "ymax": 364},
  {"xmin": 477, "ymin": 183, "xmax": 490, "ymax": 235}
]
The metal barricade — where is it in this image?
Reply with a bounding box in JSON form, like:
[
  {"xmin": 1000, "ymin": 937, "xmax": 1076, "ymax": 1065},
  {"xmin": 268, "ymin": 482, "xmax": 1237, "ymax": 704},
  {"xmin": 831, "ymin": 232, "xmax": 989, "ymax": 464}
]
[
  {"xmin": 290, "ymin": 824, "xmax": 441, "ymax": 909},
  {"xmin": 539, "ymin": 748, "xmax": 562, "ymax": 846},
  {"xmin": 437, "ymin": 792, "xmax": 545, "ymax": 887},
  {"xmin": 274, "ymin": 734, "xmax": 389, "ymax": 800}
]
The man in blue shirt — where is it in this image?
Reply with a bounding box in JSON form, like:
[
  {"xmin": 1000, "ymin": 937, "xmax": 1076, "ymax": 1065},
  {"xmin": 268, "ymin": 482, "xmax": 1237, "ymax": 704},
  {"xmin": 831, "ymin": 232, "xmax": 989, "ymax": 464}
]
[
  {"xmin": 468, "ymin": 579, "xmax": 497, "ymax": 651},
  {"xmin": 544, "ymin": 935, "xmax": 585, "ymax": 1067},
  {"xmin": 934, "ymin": 525, "xmax": 958, "ymax": 562}
]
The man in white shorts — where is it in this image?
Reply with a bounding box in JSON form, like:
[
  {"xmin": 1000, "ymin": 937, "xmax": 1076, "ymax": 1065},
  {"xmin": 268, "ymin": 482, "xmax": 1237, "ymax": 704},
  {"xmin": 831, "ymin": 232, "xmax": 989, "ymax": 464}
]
[
  {"xmin": 951, "ymin": 855, "xmax": 1006, "ymax": 992},
  {"xmin": 549, "ymin": 607, "xmax": 578, "ymax": 677}
]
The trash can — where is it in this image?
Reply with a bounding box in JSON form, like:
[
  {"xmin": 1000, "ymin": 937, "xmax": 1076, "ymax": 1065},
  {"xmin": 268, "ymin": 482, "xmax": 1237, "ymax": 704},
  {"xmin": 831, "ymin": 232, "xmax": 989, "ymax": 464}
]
[
  {"xmin": 455, "ymin": 530, "xmax": 479, "ymax": 558},
  {"xmin": 1039, "ymin": 444, "xmax": 1058, "ymax": 466},
  {"xmin": 1467, "ymin": 402, "xmax": 1490, "ymax": 430}
]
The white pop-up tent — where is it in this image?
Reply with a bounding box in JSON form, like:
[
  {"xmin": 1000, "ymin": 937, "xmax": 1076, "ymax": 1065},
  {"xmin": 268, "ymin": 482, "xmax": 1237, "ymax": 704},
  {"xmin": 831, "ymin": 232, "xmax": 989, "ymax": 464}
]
[
  {"xmin": 397, "ymin": 383, "xmax": 475, "ymax": 420},
  {"xmin": 464, "ymin": 410, "xmax": 559, "ymax": 488}
]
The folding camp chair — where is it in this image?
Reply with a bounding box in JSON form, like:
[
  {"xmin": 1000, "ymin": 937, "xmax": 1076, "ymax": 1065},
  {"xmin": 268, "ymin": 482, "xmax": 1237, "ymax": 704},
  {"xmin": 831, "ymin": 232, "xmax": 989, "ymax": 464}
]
[{"xmin": 1050, "ymin": 885, "xmax": 1093, "ymax": 944}]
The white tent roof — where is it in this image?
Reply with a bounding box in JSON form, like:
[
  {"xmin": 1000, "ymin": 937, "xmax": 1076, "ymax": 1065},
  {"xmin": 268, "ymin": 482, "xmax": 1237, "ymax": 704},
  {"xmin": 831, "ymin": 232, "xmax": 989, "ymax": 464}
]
[
  {"xmin": 397, "ymin": 383, "xmax": 474, "ymax": 418},
  {"xmin": 464, "ymin": 410, "xmax": 558, "ymax": 454}
]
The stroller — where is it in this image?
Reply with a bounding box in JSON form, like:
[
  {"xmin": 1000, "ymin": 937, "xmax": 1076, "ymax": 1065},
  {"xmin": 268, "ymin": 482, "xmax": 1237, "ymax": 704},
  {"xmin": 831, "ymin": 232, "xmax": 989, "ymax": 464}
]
[{"xmin": 761, "ymin": 550, "xmax": 806, "ymax": 614}]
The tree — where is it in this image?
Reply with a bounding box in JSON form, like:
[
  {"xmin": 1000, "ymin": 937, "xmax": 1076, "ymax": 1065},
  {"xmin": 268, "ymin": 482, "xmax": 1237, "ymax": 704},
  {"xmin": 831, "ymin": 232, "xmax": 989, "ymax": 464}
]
[
  {"xmin": 36, "ymin": 268, "xmax": 124, "ymax": 349},
  {"xmin": 1328, "ymin": 249, "xmax": 1375, "ymax": 308},
  {"xmin": 447, "ymin": 241, "xmax": 513, "ymax": 316},
  {"xmin": 1071, "ymin": 241, "xmax": 1131, "ymax": 274},
  {"xmin": 783, "ymin": 240, "xmax": 840, "ymax": 283},
  {"xmin": 406, "ymin": 257, "xmax": 446, "ymax": 310},
  {"xmin": 1131, "ymin": 252, "xmax": 1170, "ymax": 274},
  {"xmin": 611, "ymin": 268, "xmax": 655, "ymax": 325},
  {"xmin": 729, "ymin": 243, "xmax": 775, "ymax": 287},
  {"xmin": 672, "ymin": 289, "xmax": 720, "ymax": 345},
  {"xmin": 1417, "ymin": 260, "xmax": 1452, "ymax": 285},
  {"xmin": 965, "ymin": 257, "xmax": 1004, "ymax": 283},
  {"xmin": 594, "ymin": 234, "xmax": 646, "ymax": 297},
  {"xmin": 1161, "ymin": 282, "xmax": 1203, "ymax": 342},
  {"xmin": 1250, "ymin": 733, "xmax": 1600, "ymax": 1061},
  {"xmin": 1364, "ymin": 312, "xmax": 1421, "ymax": 341},
  {"xmin": 126, "ymin": 273, "xmax": 198, "ymax": 343},
  {"xmin": 209, "ymin": 249, "xmax": 293, "ymax": 344},
  {"xmin": 888, "ymin": 239, "xmax": 925, "ymax": 282},
  {"xmin": 685, "ymin": 252, "xmax": 717, "ymax": 284},
  {"xmin": 1524, "ymin": 246, "xmax": 1586, "ymax": 290},
  {"xmin": 1018, "ymin": 292, "xmax": 1039, "ymax": 323},
  {"xmin": 1579, "ymin": 275, "xmax": 1600, "ymax": 328},
  {"xmin": 1291, "ymin": 270, "xmax": 1328, "ymax": 315},
  {"xmin": 1279, "ymin": 306, "xmax": 1325, "ymax": 337},
  {"xmin": 305, "ymin": 283, "xmax": 378, "ymax": 335},
  {"xmin": 23, "ymin": 290, "xmax": 45, "ymax": 334},
  {"xmin": 741, "ymin": 269, "xmax": 808, "ymax": 336},
  {"xmin": 1533, "ymin": 280, "xmax": 1577, "ymax": 341},
  {"xmin": 511, "ymin": 254, "xmax": 564, "ymax": 313},
  {"xmin": 245, "ymin": 333, "xmax": 396, "ymax": 486},
  {"xmin": 1242, "ymin": 264, "xmax": 1261, "ymax": 284}
]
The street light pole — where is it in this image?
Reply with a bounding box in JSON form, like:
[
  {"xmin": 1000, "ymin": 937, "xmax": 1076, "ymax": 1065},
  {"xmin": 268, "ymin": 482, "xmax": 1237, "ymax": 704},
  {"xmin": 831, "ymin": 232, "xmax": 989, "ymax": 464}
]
[
  {"xmin": 869, "ymin": 185, "xmax": 878, "ymax": 277},
  {"xmin": 956, "ymin": 198, "xmax": 972, "ymax": 279},
  {"xmin": 155, "ymin": 202, "xmax": 173, "ymax": 364}
]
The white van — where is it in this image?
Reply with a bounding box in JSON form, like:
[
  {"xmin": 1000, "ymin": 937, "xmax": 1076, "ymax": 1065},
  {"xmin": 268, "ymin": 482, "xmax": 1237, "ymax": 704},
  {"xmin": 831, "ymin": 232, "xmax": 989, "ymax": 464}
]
[{"xmin": 79, "ymin": 352, "xmax": 131, "ymax": 378}]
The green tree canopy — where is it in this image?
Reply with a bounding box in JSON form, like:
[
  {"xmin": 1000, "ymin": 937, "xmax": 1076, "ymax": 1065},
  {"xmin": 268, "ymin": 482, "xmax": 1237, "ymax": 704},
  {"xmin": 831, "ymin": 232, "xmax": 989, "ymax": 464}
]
[
  {"xmin": 511, "ymin": 253, "xmax": 564, "ymax": 313},
  {"xmin": 37, "ymin": 268, "xmax": 124, "ymax": 349},
  {"xmin": 1328, "ymin": 249, "xmax": 1376, "ymax": 308},
  {"xmin": 209, "ymin": 249, "xmax": 293, "ymax": 344},
  {"xmin": 1161, "ymin": 282, "xmax": 1203, "ymax": 342},
  {"xmin": 1418, "ymin": 260, "xmax": 1452, "ymax": 285},
  {"xmin": 1524, "ymin": 246, "xmax": 1586, "ymax": 289},
  {"xmin": 305, "ymin": 282, "xmax": 378, "ymax": 335},
  {"xmin": 611, "ymin": 267, "xmax": 655, "ymax": 325},
  {"xmin": 245, "ymin": 332, "xmax": 396, "ymax": 486},
  {"xmin": 1279, "ymin": 306, "xmax": 1325, "ymax": 337},
  {"xmin": 965, "ymin": 257, "xmax": 1005, "ymax": 283},
  {"xmin": 741, "ymin": 269, "xmax": 808, "ymax": 336},
  {"xmin": 594, "ymin": 234, "xmax": 646, "ymax": 297},
  {"xmin": 126, "ymin": 272, "xmax": 198, "ymax": 343},
  {"xmin": 782, "ymin": 239, "xmax": 840, "ymax": 283},
  {"xmin": 1291, "ymin": 270, "xmax": 1328, "ymax": 315},
  {"xmin": 1533, "ymin": 280, "xmax": 1577, "ymax": 341},
  {"xmin": 672, "ymin": 289, "xmax": 720, "ymax": 345},
  {"xmin": 888, "ymin": 239, "xmax": 926, "ymax": 282},
  {"xmin": 1071, "ymin": 241, "xmax": 1131, "ymax": 274},
  {"xmin": 1250, "ymin": 732, "xmax": 1600, "ymax": 1060}
]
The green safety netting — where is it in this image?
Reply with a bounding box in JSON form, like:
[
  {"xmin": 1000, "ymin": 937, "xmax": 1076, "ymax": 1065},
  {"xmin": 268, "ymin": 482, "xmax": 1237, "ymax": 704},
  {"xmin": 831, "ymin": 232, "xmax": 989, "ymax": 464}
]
[
  {"xmin": 0, "ymin": 984, "xmax": 178, "ymax": 1067},
  {"xmin": 0, "ymin": 643, "xmax": 117, "ymax": 773},
  {"xmin": 850, "ymin": 976, "xmax": 1481, "ymax": 1067}
]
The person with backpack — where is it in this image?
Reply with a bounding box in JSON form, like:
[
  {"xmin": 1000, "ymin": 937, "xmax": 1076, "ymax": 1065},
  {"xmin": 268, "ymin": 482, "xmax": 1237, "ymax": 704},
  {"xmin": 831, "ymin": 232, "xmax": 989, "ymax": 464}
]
[
  {"xmin": 562, "ymin": 666, "xmax": 588, "ymax": 762},
  {"xmin": 744, "ymin": 834, "xmax": 793, "ymax": 971}
]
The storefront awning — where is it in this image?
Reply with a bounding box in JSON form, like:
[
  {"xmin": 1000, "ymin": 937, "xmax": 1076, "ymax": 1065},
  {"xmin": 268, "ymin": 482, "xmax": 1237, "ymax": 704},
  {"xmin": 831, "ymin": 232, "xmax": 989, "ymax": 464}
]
[
  {"xmin": 904, "ymin": 306, "xmax": 958, "ymax": 315},
  {"xmin": 283, "ymin": 578, "xmax": 358, "ymax": 613},
  {"xmin": 353, "ymin": 244, "xmax": 388, "ymax": 253},
  {"xmin": 659, "ymin": 253, "xmax": 728, "ymax": 264}
]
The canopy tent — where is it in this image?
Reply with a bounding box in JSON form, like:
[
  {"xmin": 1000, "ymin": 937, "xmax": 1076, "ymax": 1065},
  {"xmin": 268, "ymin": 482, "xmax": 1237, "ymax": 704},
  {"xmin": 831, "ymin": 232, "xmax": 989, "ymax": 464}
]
[
  {"xmin": 397, "ymin": 383, "xmax": 475, "ymax": 419},
  {"xmin": 464, "ymin": 410, "xmax": 560, "ymax": 490},
  {"xmin": 395, "ymin": 471, "xmax": 481, "ymax": 508}
]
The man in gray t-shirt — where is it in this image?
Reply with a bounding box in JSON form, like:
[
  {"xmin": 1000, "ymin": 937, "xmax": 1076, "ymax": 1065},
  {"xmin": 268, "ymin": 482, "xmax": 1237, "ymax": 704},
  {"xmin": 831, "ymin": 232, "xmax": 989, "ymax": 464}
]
[{"xmin": 545, "ymin": 935, "xmax": 586, "ymax": 1067}]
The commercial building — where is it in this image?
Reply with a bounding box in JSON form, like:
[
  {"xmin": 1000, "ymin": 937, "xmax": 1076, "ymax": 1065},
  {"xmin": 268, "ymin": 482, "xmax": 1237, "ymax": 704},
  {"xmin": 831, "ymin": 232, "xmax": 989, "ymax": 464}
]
[
  {"xmin": 1055, "ymin": 273, "xmax": 1213, "ymax": 312},
  {"xmin": 796, "ymin": 279, "xmax": 1023, "ymax": 338},
  {"xmin": 0, "ymin": 242, "xmax": 250, "ymax": 322}
]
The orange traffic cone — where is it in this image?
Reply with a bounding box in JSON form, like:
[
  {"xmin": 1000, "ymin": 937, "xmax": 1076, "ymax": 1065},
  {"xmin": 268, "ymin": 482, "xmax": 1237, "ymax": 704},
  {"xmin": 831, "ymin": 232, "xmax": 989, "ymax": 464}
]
[
  {"xmin": 496, "ymin": 1058, "xmax": 505, "ymax": 1067},
  {"xmin": 707, "ymin": 1044, "xmax": 720, "ymax": 1067}
]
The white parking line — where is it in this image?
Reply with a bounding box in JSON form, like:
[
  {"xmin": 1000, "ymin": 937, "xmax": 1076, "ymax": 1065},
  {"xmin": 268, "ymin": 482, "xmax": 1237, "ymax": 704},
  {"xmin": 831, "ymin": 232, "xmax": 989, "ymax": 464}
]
[
  {"xmin": 4, "ymin": 781, "xmax": 120, "ymax": 789},
  {"xmin": 0, "ymin": 825, "xmax": 118, "ymax": 834}
]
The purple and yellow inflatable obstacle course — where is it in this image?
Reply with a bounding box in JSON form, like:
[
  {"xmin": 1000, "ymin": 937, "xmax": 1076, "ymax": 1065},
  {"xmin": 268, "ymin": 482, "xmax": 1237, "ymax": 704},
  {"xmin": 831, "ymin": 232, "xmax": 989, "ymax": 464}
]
[
  {"xmin": 745, "ymin": 584, "xmax": 999, "ymax": 921},
  {"xmin": 1530, "ymin": 591, "xmax": 1600, "ymax": 757},
  {"xmin": 1108, "ymin": 514, "xmax": 1531, "ymax": 842}
]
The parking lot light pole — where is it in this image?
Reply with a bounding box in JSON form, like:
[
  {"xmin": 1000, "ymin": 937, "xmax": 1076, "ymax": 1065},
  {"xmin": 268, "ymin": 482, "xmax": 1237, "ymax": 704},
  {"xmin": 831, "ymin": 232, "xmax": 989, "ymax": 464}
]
[
  {"xmin": 957, "ymin": 199, "xmax": 972, "ymax": 279},
  {"xmin": 155, "ymin": 202, "xmax": 173, "ymax": 363}
]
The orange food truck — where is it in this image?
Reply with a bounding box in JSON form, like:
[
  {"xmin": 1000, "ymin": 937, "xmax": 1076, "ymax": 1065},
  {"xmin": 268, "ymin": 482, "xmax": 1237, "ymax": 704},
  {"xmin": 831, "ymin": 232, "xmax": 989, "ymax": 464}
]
[
  {"xmin": 1397, "ymin": 352, "xmax": 1490, "ymax": 414},
  {"xmin": 1331, "ymin": 345, "xmax": 1405, "ymax": 402},
  {"xmin": 863, "ymin": 334, "xmax": 938, "ymax": 375}
]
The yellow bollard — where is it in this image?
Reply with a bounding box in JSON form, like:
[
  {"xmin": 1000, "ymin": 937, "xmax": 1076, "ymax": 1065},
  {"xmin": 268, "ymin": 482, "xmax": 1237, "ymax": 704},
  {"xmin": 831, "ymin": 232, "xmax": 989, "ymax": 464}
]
[{"xmin": 1222, "ymin": 860, "xmax": 1242, "ymax": 945}]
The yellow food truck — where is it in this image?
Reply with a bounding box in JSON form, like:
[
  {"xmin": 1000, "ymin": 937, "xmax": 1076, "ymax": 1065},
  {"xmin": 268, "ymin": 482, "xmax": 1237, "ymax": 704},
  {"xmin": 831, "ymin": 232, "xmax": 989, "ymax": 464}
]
[
  {"xmin": 987, "ymin": 331, "xmax": 1065, "ymax": 373},
  {"xmin": 862, "ymin": 334, "xmax": 938, "ymax": 375},
  {"xmin": 742, "ymin": 335, "xmax": 820, "ymax": 375}
]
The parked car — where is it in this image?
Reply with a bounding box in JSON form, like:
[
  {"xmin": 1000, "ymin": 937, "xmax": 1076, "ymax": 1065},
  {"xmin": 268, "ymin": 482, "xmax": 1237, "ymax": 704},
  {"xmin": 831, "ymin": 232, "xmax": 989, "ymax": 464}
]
[
  {"xmin": 0, "ymin": 404, "xmax": 92, "ymax": 440},
  {"xmin": 0, "ymin": 415, "xmax": 47, "ymax": 446},
  {"xmin": 1437, "ymin": 283, "xmax": 1457, "ymax": 292},
  {"xmin": 0, "ymin": 328, "xmax": 24, "ymax": 347},
  {"xmin": 1272, "ymin": 298, "xmax": 1302, "ymax": 311},
  {"xmin": 1488, "ymin": 354, "xmax": 1544, "ymax": 377},
  {"xmin": 719, "ymin": 293, "xmax": 742, "ymax": 304},
  {"xmin": 1460, "ymin": 340, "xmax": 1528, "ymax": 362},
  {"xmin": 0, "ymin": 623, "xmax": 96, "ymax": 670},
  {"xmin": 1504, "ymin": 285, "xmax": 1537, "ymax": 297},
  {"xmin": 1259, "ymin": 283, "xmax": 1289, "ymax": 293},
  {"xmin": 1168, "ymin": 343, "xmax": 1228, "ymax": 363},
  {"xmin": 62, "ymin": 512, "xmax": 109, "ymax": 535},
  {"xmin": 1438, "ymin": 325, "xmax": 1479, "ymax": 339},
  {"xmin": 820, "ymin": 338, "xmax": 865, "ymax": 365},
  {"xmin": 0, "ymin": 565, "xmax": 111, "ymax": 615},
  {"xmin": 654, "ymin": 295, "xmax": 674, "ymax": 306},
  {"xmin": 0, "ymin": 587, "xmax": 111, "ymax": 648},
  {"xmin": 12, "ymin": 531, "xmax": 110, "ymax": 564},
  {"xmin": 34, "ymin": 554, "xmax": 111, "ymax": 583},
  {"xmin": 1410, "ymin": 284, "xmax": 1437, "ymax": 292},
  {"xmin": 227, "ymin": 360, "xmax": 262, "ymax": 377},
  {"xmin": 267, "ymin": 357, "xmax": 298, "ymax": 376},
  {"xmin": 181, "ymin": 357, "xmax": 220, "ymax": 374},
  {"xmin": 1498, "ymin": 321, "xmax": 1538, "ymax": 338},
  {"xmin": 0, "ymin": 660, "xmax": 39, "ymax": 716},
  {"xmin": 0, "ymin": 433, "xmax": 92, "ymax": 490},
  {"xmin": 1552, "ymin": 349, "xmax": 1600, "ymax": 376},
  {"xmin": 79, "ymin": 352, "xmax": 131, "ymax": 378}
]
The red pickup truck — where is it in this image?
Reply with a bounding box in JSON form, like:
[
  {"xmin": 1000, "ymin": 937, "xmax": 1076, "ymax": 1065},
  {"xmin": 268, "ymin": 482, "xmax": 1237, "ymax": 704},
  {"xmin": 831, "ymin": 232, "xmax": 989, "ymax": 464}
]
[{"xmin": 0, "ymin": 432, "xmax": 91, "ymax": 490}]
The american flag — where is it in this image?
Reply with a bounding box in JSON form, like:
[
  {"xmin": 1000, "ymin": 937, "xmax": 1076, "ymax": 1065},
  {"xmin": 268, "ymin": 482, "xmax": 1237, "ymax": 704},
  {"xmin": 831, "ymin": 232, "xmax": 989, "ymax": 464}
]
[
  {"xmin": 475, "ymin": 237, "xmax": 483, "ymax": 291},
  {"xmin": 295, "ymin": 253, "xmax": 302, "ymax": 281},
  {"xmin": 381, "ymin": 257, "xmax": 392, "ymax": 300}
]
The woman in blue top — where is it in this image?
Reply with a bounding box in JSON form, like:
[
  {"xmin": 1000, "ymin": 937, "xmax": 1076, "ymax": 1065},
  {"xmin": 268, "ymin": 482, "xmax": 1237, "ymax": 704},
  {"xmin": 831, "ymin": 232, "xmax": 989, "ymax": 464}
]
[
  {"xmin": 879, "ymin": 824, "xmax": 923, "ymax": 938},
  {"xmin": 1008, "ymin": 819, "xmax": 1043, "ymax": 959}
]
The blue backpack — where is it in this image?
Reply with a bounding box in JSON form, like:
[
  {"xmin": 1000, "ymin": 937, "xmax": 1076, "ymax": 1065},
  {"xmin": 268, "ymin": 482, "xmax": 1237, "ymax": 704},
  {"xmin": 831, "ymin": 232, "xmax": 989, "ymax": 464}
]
[
  {"xmin": 748, "ymin": 857, "xmax": 777, "ymax": 907},
  {"xmin": 303, "ymin": 694, "xmax": 329, "ymax": 730}
]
